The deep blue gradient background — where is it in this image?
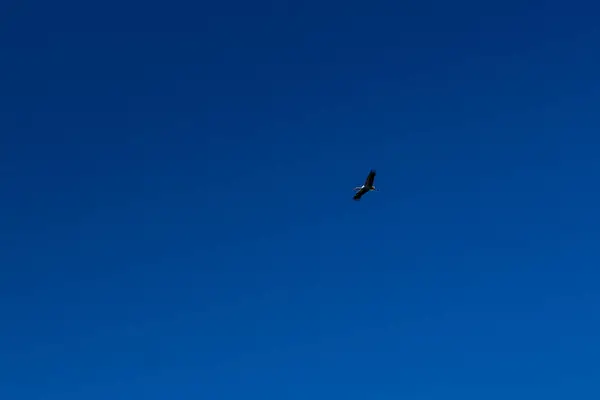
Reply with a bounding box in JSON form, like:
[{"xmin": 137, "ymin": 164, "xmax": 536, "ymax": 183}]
[{"xmin": 2, "ymin": 1, "xmax": 600, "ymax": 398}]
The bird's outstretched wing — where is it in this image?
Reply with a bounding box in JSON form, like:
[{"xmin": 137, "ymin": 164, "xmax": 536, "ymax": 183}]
[
  {"xmin": 353, "ymin": 187, "xmax": 368, "ymax": 200},
  {"xmin": 364, "ymin": 169, "xmax": 376, "ymax": 187}
]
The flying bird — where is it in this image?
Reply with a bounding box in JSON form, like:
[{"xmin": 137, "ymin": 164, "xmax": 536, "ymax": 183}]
[{"xmin": 353, "ymin": 169, "xmax": 377, "ymax": 201}]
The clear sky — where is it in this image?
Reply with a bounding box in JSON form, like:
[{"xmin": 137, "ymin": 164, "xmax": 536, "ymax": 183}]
[{"xmin": 1, "ymin": 0, "xmax": 600, "ymax": 399}]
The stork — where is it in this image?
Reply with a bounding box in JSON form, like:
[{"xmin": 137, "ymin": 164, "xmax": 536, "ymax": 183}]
[{"xmin": 353, "ymin": 169, "xmax": 377, "ymax": 201}]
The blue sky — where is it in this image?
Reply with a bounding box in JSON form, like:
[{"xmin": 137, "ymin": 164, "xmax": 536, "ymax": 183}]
[{"xmin": 2, "ymin": 0, "xmax": 600, "ymax": 398}]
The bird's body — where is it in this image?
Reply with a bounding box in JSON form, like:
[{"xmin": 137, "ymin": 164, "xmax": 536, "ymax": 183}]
[{"xmin": 353, "ymin": 169, "xmax": 377, "ymax": 200}]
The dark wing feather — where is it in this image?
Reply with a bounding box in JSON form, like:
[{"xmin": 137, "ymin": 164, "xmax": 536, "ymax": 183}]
[
  {"xmin": 364, "ymin": 169, "xmax": 376, "ymax": 187},
  {"xmin": 353, "ymin": 187, "xmax": 368, "ymax": 200}
]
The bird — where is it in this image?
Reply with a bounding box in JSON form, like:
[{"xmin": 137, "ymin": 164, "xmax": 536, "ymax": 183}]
[{"xmin": 353, "ymin": 169, "xmax": 378, "ymax": 201}]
